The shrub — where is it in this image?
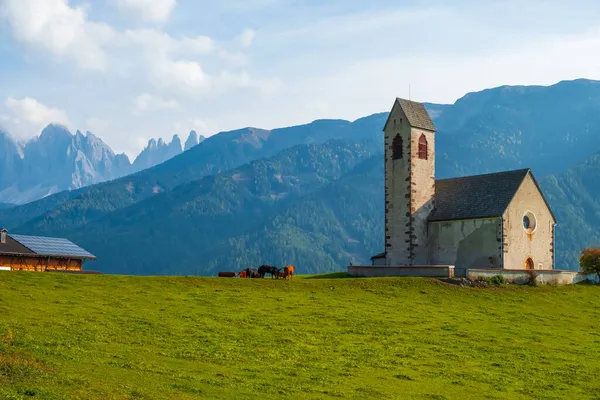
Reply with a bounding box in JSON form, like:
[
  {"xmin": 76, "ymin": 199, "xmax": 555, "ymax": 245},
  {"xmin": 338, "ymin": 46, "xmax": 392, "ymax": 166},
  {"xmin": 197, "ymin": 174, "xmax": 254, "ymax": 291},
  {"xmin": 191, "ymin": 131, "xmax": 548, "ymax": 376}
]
[
  {"xmin": 579, "ymin": 247, "xmax": 600, "ymax": 283},
  {"xmin": 489, "ymin": 275, "xmax": 505, "ymax": 286}
]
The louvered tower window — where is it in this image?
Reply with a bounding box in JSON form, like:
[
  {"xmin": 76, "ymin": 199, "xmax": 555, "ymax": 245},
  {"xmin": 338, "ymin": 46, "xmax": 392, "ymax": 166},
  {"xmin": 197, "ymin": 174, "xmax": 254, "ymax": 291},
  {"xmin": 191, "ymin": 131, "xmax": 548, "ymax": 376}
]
[
  {"xmin": 392, "ymin": 134, "xmax": 403, "ymax": 160},
  {"xmin": 418, "ymin": 134, "xmax": 428, "ymax": 160}
]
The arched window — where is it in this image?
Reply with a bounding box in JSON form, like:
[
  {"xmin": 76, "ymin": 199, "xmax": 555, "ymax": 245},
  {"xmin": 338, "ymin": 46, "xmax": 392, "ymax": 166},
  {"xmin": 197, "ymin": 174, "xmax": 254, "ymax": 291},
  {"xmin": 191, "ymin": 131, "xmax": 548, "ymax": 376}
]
[
  {"xmin": 525, "ymin": 258, "xmax": 534, "ymax": 270},
  {"xmin": 418, "ymin": 134, "xmax": 428, "ymax": 160},
  {"xmin": 392, "ymin": 134, "xmax": 403, "ymax": 160}
]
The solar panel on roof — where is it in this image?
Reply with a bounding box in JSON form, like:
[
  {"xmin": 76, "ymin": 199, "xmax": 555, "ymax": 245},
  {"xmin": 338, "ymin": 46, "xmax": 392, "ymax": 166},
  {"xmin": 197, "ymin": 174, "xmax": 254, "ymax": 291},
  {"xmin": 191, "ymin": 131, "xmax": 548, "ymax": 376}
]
[{"xmin": 10, "ymin": 234, "xmax": 96, "ymax": 259}]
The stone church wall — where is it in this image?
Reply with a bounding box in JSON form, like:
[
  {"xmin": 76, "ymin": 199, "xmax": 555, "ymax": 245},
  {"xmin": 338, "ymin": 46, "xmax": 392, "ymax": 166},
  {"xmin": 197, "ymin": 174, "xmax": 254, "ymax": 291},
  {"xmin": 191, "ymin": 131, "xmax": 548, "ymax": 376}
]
[
  {"xmin": 385, "ymin": 106, "xmax": 411, "ymax": 265},
  {"xmin": 503, "ymin": 173, "xmax": 555, "ymax": 270},
  {"xmin": 429, "ymin": 217, "xmax": 502, "ymax": 275},
  {"xmin": 409, "ymin": 128, "xmax": 435, "ymax": 265},
  {"xmin": 384, "ymin": 103, "xmax": 435, "ymax": 266}
]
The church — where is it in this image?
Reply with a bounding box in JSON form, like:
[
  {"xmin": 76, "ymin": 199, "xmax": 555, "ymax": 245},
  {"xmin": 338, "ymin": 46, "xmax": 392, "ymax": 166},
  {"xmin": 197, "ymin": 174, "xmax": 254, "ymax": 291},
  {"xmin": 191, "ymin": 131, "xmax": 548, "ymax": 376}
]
[{"xmin": 368, "ymin": 98, "xmax": 557, "ymax": 277}]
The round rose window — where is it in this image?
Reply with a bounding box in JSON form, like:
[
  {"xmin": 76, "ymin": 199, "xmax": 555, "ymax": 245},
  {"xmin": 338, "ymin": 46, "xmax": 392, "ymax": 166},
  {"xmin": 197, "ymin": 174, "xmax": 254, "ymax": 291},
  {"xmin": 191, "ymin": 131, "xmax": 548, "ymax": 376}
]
[{"xmin": 523, "ymin": 211, "xmax": 537, "ymax": 234}]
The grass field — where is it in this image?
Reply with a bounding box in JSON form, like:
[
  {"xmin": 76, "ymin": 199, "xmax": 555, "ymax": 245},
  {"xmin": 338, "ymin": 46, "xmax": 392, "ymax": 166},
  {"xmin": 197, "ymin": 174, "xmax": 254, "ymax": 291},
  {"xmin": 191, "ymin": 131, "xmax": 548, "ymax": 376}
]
[{"xmin": 0, "ymin": 272, "xmax": 599, "ymax": 399}]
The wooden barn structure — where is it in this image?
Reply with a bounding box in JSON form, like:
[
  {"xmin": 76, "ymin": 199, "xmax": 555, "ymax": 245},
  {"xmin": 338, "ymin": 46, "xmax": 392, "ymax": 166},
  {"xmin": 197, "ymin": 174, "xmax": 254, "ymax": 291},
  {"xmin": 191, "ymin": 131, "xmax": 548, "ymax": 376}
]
[{"xmin": 0, "ymin": 229, "xmax": 96, "ymax": 272}]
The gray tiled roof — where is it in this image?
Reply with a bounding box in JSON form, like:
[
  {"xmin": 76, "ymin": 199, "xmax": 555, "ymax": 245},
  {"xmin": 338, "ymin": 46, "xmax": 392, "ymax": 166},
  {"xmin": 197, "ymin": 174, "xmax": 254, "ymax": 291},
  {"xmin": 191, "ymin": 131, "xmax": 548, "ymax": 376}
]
[
  {"xmin": 9, "ymin": 234, "xmax": 96, "ymax": 259},
  {"xmin": 429, "ymin": 169, "xmax": 530, "ymax": 222},
  {"xmin": 0, "ymin": 235, "xmax": 36, "ymax": 256},
  {"xmin": 370, "ymin": 252, "xmax": 386, "ymax": 260},
  {"xmin": 397, "ymin": 98, "xmax": 436, "ymax": 131}
]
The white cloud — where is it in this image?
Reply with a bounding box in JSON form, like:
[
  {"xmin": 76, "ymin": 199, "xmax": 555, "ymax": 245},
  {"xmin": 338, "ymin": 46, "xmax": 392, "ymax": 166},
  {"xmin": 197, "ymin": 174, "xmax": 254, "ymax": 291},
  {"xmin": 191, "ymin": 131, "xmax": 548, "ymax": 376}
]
[
  {"xmin": 175, "ymin": 119, "xmax": 207, "ymax": 134},
  {"xmin": 218, "ymin": 49, "xmax": 249, "ymax": 67},
  {"xmin": 120, "ymin": 29, "xmax": 215, "ymax": 56},
  {"xmin": 150, "ymin": 60, "xmax": 212, "ymax": 93},
  {"xmin": 0, "ymin": 0, "xmax": 113, "ymax": 70},
  {"xmin": 112, "ymin": 0, "xmax": 176, "ymax": 23},
  {"xmin": 179, "ymin": 36, "xmax": 215, "ymax": 54},
  {"xmin": 217, "ymin": 71, "xmax": 282, "ymax": 95},
  {"xmin": 134, "ymin": 93, "xmax": 178, "ymax": 112},
  {"xmin": 174, "ymin": 118, "xmax": 220, "ymax": 138},
  {"xmin": 148, "ymin": 63, "xmax": 282, "ymax": 97},
  {"xmin": 2, "ymin": 97, "xmax": 70, "ymax": 138},
  {"xmin": 238, "ymin": 29, "xmax": 256, "ymax": 48},
  {"xmin": 0, "ymin": 0, "xmax": 280, "ymax": 105}
]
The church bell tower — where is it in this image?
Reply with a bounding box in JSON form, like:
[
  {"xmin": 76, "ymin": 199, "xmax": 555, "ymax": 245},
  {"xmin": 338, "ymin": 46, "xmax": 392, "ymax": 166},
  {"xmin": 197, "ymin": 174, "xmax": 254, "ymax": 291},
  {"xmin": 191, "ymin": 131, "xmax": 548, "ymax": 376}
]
[{"xmin": 383, "ymin": 98, "xmax": 436, "ymax": 266}]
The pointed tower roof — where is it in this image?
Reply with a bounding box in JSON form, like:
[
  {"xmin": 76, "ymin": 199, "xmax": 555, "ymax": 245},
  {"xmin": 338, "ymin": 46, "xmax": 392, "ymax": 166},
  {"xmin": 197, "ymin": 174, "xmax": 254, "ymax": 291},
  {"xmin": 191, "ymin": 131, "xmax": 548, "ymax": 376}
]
[{"xmin": 383, "ymin": 98, "xmax": 436, "ymax": 132}]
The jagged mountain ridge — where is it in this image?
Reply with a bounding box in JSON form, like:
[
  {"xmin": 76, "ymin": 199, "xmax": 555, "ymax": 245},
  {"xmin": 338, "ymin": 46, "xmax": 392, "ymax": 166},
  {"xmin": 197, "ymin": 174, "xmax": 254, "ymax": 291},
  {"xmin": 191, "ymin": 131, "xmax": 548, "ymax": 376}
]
[
  {"xmin": 4, "ymin": 117, "xmax": 386, "ymax": 235},
  {"xmin": 0, "ymin": 126, "xmax": 202, "ymax": 204},
  {"xmin": 3, "ymin": 78, "xmax": 600, "ymax": 274},
  {"xmin": 184, "ymin": 130, "xmax": 206, "ymax": 151}
]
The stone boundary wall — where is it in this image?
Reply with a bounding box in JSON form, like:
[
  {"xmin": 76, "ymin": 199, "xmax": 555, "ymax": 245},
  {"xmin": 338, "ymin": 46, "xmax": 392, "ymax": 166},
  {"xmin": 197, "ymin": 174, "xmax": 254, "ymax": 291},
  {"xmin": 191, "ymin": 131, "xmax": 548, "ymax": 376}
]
[
  {"xmin": 466, "ymin": 268, "xmax": 591, "ymax": 285},
  {"xmin": 348, "ymin": 265, "xmax": 455, "ymax": 278},
  {"xmin": 347, "ymin": 266, "xmax": 595, "ymax": 285}
]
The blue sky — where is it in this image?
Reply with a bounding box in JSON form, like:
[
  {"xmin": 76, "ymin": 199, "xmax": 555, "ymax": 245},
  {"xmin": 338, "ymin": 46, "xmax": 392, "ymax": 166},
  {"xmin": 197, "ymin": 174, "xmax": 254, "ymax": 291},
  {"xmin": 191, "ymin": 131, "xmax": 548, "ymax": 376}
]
[{"xmin": 2, "ymin": 0, "xmax": 600, "ymax": 158}]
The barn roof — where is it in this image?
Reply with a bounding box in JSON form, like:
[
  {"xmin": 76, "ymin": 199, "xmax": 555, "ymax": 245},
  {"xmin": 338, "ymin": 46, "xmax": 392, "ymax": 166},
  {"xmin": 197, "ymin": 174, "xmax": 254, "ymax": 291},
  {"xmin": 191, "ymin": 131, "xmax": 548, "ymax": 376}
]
[
  {"xmin": 0, "ymin": 233, "xmax": 96, "ymax": 260},
  {"xmin": 0, "ymin": 234, "xmax": 36, "ymax": 256},
  {"xmin": 383, "ymin": 98, "xmax": 437, "ymax": 132},
  {"xmin": 428, "ymin": 168, "xmax": 555, "ymax": 222}
]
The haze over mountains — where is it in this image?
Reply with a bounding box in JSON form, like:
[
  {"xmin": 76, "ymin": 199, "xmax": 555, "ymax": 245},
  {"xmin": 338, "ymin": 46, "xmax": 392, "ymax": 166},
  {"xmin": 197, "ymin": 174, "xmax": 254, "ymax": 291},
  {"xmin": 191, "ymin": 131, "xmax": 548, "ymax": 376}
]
[
  {"xmin": 0, "ymin": 127, "xmax": 205, "ymax": 204},
  {"xmin": 1, "ymin": 79, "xmax": 600, "ymax": 274}
]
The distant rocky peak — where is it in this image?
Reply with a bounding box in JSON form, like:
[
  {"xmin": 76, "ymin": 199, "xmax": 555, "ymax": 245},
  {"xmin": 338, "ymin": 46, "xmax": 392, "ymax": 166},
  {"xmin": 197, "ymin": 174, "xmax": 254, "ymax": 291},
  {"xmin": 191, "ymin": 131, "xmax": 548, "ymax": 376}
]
[
  {"xmin": 146, "ymin": 138, "xmax": 158, "ymax": 149},
  {"xmin": 39, "ymin": 123, "xmax": 72, "ymax": 143},
  {"xmin": 184, "ymin": 130, "xmax": 199, "ymax": 151},
  {"xmin": 0, "ymin": 130, "xmax": 24, "ymax": 159},
  {"xmin": 85, "ymin": 131, "xmax": 99, "ymax": 140},
  {"xmin": 169, "ymin": 134, "xmax": 182, "ymax": 150}
]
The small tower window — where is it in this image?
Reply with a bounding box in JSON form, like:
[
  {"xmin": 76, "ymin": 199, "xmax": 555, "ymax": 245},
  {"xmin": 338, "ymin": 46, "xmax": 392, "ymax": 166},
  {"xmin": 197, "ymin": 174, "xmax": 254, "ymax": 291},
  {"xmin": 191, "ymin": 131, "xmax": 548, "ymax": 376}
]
[
  {"xmin": 392, "ymin": 134, "xmax": 403, "ymax": 160},
  {"xmin": 418, "ymin": 134, "xmax": 428, "ymax": 160}
]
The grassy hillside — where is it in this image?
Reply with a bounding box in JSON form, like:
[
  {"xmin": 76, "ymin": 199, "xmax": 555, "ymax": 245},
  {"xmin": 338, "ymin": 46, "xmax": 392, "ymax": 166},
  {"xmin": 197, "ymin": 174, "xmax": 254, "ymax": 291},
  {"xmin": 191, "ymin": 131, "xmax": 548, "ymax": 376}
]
[
  {"xmin": 0, "ymin": 273, "xmax": 599, "ymax": 399},
  {"xmin": 61, "ymin": 141, "xmax": 374, "ymax": 275}
]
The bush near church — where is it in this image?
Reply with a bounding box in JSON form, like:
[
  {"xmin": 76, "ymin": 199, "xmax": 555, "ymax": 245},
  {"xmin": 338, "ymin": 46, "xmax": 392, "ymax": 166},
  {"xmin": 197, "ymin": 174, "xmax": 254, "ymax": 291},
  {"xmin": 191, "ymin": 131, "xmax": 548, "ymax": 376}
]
[{"xmin": 579, "ymin": 247, "xmax": 600, "ymax": 282}]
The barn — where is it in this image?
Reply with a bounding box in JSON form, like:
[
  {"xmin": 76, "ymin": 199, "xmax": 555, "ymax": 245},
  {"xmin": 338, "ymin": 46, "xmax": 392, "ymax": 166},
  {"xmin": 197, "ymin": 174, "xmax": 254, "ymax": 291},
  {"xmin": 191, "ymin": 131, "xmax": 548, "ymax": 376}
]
[{"xmin": 0, "ymin": 229, "xmax": 96, "ymax": 272}]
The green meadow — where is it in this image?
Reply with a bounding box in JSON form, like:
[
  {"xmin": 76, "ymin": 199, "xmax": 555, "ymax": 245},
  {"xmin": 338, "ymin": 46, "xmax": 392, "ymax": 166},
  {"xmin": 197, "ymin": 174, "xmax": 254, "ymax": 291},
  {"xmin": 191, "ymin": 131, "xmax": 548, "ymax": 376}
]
[{"xmin": 0, "ymin": 272, "xmax": 599, "ymax": 399}]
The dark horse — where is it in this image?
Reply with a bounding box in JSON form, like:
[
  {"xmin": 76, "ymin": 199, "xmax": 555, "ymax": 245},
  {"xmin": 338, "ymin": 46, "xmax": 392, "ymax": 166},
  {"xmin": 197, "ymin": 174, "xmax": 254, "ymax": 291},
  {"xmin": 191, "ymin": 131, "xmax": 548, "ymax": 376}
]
[
  {"xmin": 245, "ymin": 268, "xmax": 261, "ymax": 278},
  {"xmin": 258, "ymin": 264, "xmax": 280, "ymax": 279}
]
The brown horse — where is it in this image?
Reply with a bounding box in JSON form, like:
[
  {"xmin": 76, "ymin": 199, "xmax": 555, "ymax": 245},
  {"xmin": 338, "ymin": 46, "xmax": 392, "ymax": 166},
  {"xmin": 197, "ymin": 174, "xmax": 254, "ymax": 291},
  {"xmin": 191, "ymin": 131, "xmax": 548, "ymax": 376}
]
[{"xmin": 283, "ymin": 265, "xmax": 295, "ymax": 279}]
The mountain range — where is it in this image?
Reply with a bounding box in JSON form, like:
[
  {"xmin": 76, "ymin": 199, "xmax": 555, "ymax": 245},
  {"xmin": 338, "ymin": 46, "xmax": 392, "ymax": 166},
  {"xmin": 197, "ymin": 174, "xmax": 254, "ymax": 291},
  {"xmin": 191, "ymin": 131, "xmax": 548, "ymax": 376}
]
[
  {"xmin": 2, "ymin": 79, "xmax": 600, "ymax": 274},
  {"xmin": 0, "ymin": 126, "xmax": 205, "ymax": 204}
]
